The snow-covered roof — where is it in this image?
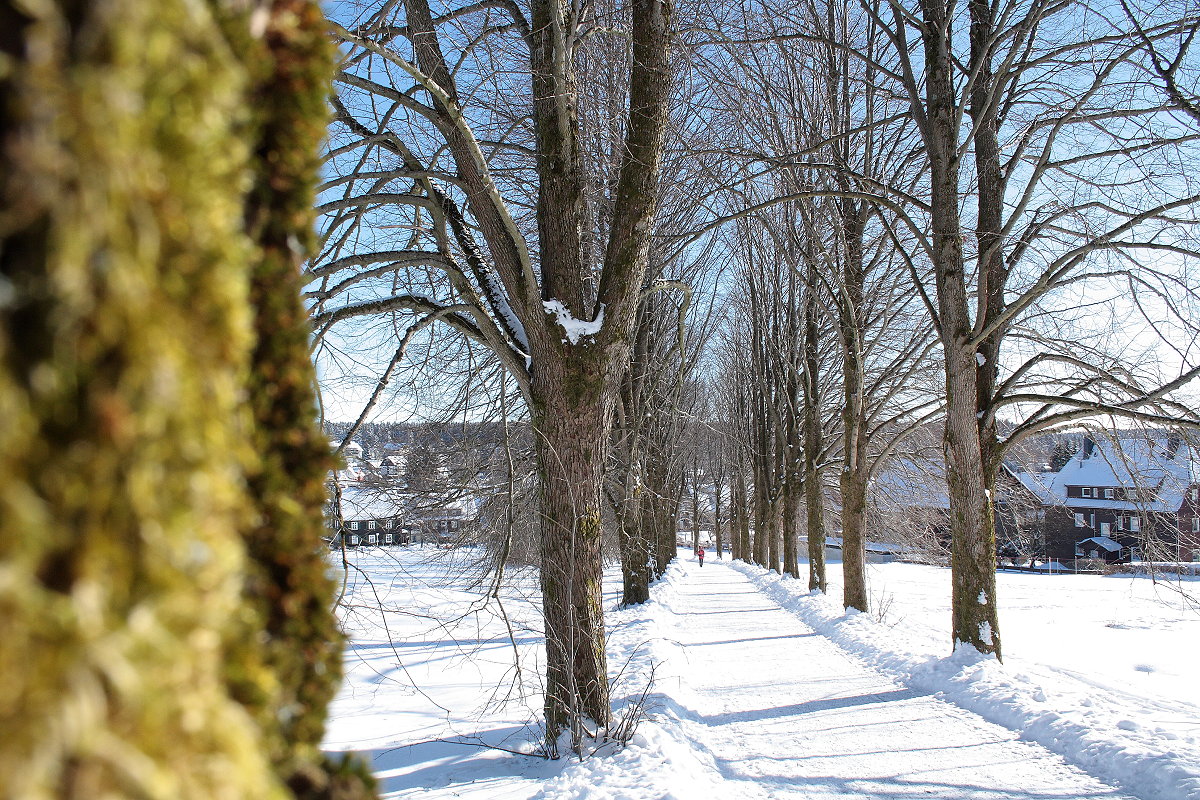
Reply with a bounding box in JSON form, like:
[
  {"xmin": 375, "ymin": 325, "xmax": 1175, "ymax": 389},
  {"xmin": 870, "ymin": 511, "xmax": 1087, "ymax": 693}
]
[
  {"xmin": 1046, "ymin": 434, "xmax": 1198, "ymax": 512},
  {"xmin": 1003, "ymin": 466, "xmax": 1059, "ymax": 505},
  {"xmin": 1076, "ymin": 535, "xmax": 1123, "ymax": 552},
  {"xmin": 338, "ymin": 487, "xmax": 401, "ymax": 521},
  {"xmin": 329, "ymin": 436, "xmax": 364, "ymax": 457},
  {"xmin": 872, "ymin": 457, "xmax": 950, "ymax": 511}
]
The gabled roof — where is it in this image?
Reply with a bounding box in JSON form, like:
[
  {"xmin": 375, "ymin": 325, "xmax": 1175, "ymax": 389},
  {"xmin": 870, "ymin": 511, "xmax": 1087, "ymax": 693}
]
[
  {"xmin": 338, "ymin": 487, "xmax": 401, "ymax": 521},
  {"xmin": 1076, "ymin": 535, "xmax": 1124, "ymax": 552},
  {"xmin": 872, "ymin": 456, "xmax": 950, "ymax": 511},
  {"xmin": 1047, "ymin": 433, "xmax": 1198, "ymax": 513}
]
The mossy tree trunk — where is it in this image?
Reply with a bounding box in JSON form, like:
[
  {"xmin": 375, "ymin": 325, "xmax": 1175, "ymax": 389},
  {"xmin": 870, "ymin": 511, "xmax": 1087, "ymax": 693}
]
[{"xmin": 0, "ymin": 2, "xmax": 373, "ymax": 797}]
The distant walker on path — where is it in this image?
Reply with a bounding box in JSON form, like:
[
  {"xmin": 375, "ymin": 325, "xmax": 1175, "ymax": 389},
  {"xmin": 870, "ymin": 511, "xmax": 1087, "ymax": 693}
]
[{"xmin": 698, "ymin": 547, "xmax": 705, "ymax": 567}]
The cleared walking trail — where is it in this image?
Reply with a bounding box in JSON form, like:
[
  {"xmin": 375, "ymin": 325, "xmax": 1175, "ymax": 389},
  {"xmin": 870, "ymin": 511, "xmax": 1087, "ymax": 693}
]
[{"xmin": 668, "ymin": 558, "xmax": 1136, "ymax": 800}]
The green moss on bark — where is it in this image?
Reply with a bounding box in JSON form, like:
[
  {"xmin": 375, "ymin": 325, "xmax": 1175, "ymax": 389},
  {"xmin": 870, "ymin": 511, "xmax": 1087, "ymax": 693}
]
[{"xmin": 0, "ymin": 2, "xmax": 372, "ymax": 797}]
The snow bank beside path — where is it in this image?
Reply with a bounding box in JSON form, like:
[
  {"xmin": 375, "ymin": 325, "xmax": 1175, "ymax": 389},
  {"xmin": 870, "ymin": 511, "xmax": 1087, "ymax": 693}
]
[
  {"xmin": 728, "ymin": 561, "xmax": 1200, "ymax": 800},
  {"xmin": 535, "ymin": 562, "xmax": 733, "ymax": 800}
]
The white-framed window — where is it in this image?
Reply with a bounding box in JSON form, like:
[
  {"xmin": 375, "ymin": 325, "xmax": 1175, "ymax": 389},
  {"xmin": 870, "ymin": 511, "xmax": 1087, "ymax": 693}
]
[
  {"xmin": 368, "ymin": 520, "xmax": 376, "ymax": 530},
  {"xmin": 385, "ymin": 533, "xmax": 393, "ymax": 544},
  {"xmin": 1081, "ymin": 487, "xmax": 1093, "ymax": 498},
  {"xmin": 1126, "ymin": 488, "xmax": 1138, "ymax": 501},
  {"xmin": 1074, "ymin": 513, "xmax": 1086, "ymax": 528},
  {"xmin": 349, "ymin": 534, "xmax": 359, "ymax": 545},
  {"xmin": 349, "ymin": 521, "xmax": 359, "ymax": 530},
  {"xmin": 1130, "ymin": 516, "xmax": 1141, "ymax": 532},
  {"xmin": 368, "ymin": 533, "xmax": 377, "ymax": 545},
  {"xmin": 385, "ymin": 520, "xmax": 393, "ymax": 529},
  {"xmin": 1191, "ymin": 487, "xmax": 1199, "ymax": 503},
  {"xmin": 1193, "ymin": 516, "xmax": 1199, "ymax": 533},
  {"xmin": 1104, "ymin": 488, "xmax": 1114, "ymax": 499},
  {"xmin": 1100, "ymin": 522, "xmax": 1111, "ymax": 536}
]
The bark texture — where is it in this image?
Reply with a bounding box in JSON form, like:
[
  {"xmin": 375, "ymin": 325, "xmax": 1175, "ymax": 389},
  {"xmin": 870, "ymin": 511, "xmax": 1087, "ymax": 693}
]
[
  {"xmin": 920, "ymin": 0, "xmax": 1001, "ymax": 657},
  {"xmin": 0, "ymin": 2, "xmax": 374, "ymax": 797}
]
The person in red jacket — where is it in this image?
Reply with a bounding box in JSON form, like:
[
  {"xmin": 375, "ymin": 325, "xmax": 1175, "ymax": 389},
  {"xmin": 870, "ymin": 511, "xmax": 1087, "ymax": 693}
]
[{"xmin": 698, "ymin": 547, "xmax": 705, "ymax": 567}]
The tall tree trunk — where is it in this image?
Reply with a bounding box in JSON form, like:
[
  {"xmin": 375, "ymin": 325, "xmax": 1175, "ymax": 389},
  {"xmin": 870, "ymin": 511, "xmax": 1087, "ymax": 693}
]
[
  {"xmin": 532, "ymin": 379, "xmax": 612, "ymax": 738},
  {"xmin": 525, "ymin": 0, "xmax": 674, "ymax": 745},
  {"xmin": 838, "ymin": 204, "xmax": 869, "ymax": 612},
  {"xmin": 714, "ymin": 472, "xmax": 725, "ymax": 559},
  {"xmin": 732, "ymin": 465, "xmax": 749, "ymax": 560},
  {"xmin": 618, "ymin": 448, "xmax": 652, "ymax": 605},
  {"xmin": 802, "ymin": 264, "xmax": 827, "ymax": 592},
  {"xmin": 921, "ymin": 0, "xmax": 1001, "ymax": 656},
  {"xmin": 0, "ymin": 3, "xmax": 371, "ymax": 797}
]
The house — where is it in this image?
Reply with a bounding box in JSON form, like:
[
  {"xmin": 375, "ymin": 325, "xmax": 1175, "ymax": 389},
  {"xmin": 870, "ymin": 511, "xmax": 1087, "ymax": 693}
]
[
  {"xmin": 329, "ymin": 486, "xmax": 408, "ymax": 548},
  {"xmin": 379, "ymin": 455, "xmax": 403, "ymax": 477},
  {"xmin": 869, "ymin": 456, "xmax": 953, "ymax": 561},
  {"xmin": 1038, "ymin": 433, "xmax": 1200, "ymax": 563},
  {"xmin": 993, "ymin": 464, "xmax": 1057, "ymax": 563},
  {"xmin": 409, "ymin": 496, "xmax": 480, "ymax": 545}
]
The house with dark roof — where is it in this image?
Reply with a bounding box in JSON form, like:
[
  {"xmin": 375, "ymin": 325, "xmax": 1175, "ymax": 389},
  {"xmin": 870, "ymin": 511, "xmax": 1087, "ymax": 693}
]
[
  {"xmin": 1038, "ymin": 434, "xmax": 1200, "ymax": 563},
  {"xmin": 329, "ymin": 486, "xmax": 408, "ymax": 548}
]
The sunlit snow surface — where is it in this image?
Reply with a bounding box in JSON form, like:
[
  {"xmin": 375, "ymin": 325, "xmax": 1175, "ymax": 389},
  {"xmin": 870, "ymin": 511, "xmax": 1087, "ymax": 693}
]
[{"xmin": 323, "ymin": 547, "xmax": 1199, "ymax": 800}]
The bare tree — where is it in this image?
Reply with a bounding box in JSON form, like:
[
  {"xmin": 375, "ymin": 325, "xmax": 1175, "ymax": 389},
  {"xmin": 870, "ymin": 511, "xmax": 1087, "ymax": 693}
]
[{"xmin": 318, "ymin": 0, "xmax": 674, "ymax": 748}]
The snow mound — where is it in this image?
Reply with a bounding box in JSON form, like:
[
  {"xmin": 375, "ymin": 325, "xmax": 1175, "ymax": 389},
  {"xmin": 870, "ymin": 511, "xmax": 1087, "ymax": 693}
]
[
  {"xmin": 535, "ymin": 561, "xmax": 732, "ymax": 800},
  {"xmin": 727, "ymin": 560, "xmax": 1200, "ymax": 800}
]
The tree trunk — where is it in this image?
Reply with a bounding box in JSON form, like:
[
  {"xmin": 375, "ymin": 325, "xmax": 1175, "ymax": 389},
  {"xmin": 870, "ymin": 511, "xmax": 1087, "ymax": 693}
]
[
  {"xmin": 533, "ymin": 384, "xmax": 612, "ymax": 740},
  {"xmin": 691, "ymin": 456, "xmax": 702, "ymax": 553},
  {"xmin": 838, "ymin": 204, "xmax": 869, "ymax": 612},
  {"xmin": 922, "ymin": 0, "xmax": 1001, "ymax": 656},
  {"xmin": 802, "ymin": 264, "xmax": 827, "ymax": 593},
  {"xmin": 714, "ymin": 473, "xmax": 725, "ymax": 559},
  {"xmin": 0, "ymin": 3, "xmax": 371, "ymax": 797},
  {"xmin": 618, "ymin": 454, "xmax": 652, "ymax": 605},
  {"xmin": 840, "ymin": 468, "xmax": 869, "ymax": 611}
]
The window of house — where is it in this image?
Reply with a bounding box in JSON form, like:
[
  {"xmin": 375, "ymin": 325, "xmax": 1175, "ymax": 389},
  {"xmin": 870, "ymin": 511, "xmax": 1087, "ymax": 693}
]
[
  {"xmin": 1192, "ymin": 488, "xmax": 1199, "ymax": 503},
  {"xmin": 1081, "ymin": 487, "xmax": 1093, "ymax": 498},
  {"xmin": 368, "ymin": 533, "xmax": 377, "ymax": 545},
  {"xmin": 1193, "ymin": 516, "xmax": 1199, "ymax": 533},
  {"xmin": 1090, "ymin": 513, "xmax": 1096, "ymax": 527},
  {"xmin": 1104, "ymin": 488, "xmax": 1114, "ymax": 499},
  {"xmin": 1074, "ymin": 513, "xmax": 1086, "ymax": 527},
  {"xmin": 385, "ymin": 520, "xmax": 393, "ymax": 529},
  {"xmin": 1126, "ymin": 488, "xmax": 1138, "ymax": 501},
  {"xmin": 450, "ymin": 520, "xmax": 458, "ymax": 530},
  {"xmin": 368, "ymin": 520, "xmax": 376, "ymax": 530},
  {"xmin": 349, "ymin": 535, "xmax": 359, "ymax": 545},
  {"xmin": 385, "ymin": 533, "xmax": 393, "ymax": 544},
  {"xmin": 1130, "ymin": 516, "xmax": 1140, "ymax": 532},
  {"xmin": 349, "ymin": 521, "xmax": 359, "ymax": 530},
  {"xmin": 1100, "ymin": 521, "xmax": 1111, "ymax": 536}
]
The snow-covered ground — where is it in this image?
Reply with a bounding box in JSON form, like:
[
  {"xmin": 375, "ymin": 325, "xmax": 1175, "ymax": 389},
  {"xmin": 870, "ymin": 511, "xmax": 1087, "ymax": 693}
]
[{"xmin": 322, "ymin": 546, "xmax": 1200, "ymax": 800}]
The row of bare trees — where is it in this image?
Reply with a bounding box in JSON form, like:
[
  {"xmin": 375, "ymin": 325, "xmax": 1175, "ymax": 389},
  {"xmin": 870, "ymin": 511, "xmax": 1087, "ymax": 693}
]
[{"xmin": 313, "ymin": 0, "xmax": 1200, "ymax": 752}]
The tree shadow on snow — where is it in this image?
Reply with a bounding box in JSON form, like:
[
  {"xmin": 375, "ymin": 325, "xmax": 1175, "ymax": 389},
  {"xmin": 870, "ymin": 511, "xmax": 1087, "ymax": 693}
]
[{"xmin": 700, "ymin": 688, "xmax": 923, "ymax": 725}]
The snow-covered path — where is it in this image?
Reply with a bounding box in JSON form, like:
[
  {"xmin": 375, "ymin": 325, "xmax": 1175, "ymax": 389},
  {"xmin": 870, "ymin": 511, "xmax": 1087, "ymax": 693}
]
[{"xmin": 661, "ymin": 559, "xmax": 1137, "ymax": 800}]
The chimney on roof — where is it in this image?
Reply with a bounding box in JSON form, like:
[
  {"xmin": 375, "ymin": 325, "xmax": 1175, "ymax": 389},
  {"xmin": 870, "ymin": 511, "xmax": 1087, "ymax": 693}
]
[
  {"xmin": 1081, "ymin": 437, "xmax": 1095, "ymax": 459},
  {"xmin": 1167, "ymin": 432, "xmax": 1183, "ymax": 456}
]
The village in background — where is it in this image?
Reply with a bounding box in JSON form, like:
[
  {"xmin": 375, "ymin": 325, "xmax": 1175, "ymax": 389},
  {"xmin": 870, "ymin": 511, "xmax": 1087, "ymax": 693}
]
[{"xmin": 326, "ymin": 421, "xmax": 1200, "ymax": 575}]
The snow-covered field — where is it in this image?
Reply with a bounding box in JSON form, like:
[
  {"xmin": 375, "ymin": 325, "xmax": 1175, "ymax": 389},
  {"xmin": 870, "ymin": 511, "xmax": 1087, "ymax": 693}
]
[{"xmin": 322, "ymin": 546, "xmax": 1200, "ymax": 800}]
